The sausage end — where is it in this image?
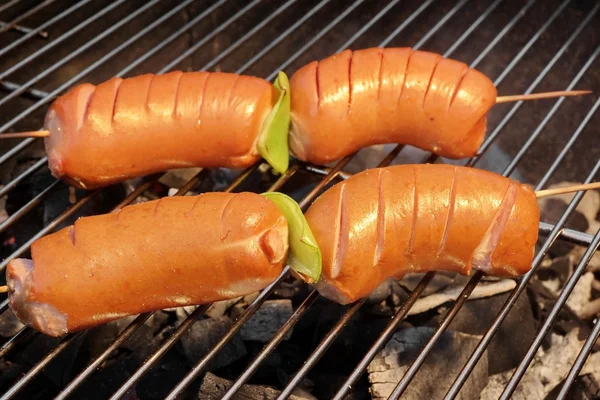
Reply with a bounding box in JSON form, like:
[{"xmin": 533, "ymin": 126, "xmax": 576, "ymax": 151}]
[{"xmin": 6, "ymin": 258, "xmax": 68, "ymax": 337}]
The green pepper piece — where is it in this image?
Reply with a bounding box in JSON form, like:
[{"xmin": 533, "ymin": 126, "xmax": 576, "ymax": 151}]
[{"xmin": 261, "ymin": 191, "xmax": 321, "ymax": 283}]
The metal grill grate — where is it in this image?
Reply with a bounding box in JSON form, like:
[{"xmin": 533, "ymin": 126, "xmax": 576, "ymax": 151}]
[{"xmin": 0, "ymin": 0, "xmax": 599, "ymax": 399}]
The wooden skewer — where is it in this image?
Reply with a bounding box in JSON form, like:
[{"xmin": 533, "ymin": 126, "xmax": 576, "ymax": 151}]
[
  {"xmin": 0, "ymin": 130, "xmax": 50, "ymax": 139},
  {"xmin": 496, "ymin": 90, "xmax": 592, "ymax": 104},
  {"xmin": 535, "ymin": 182, "xmax": 600, "ymax": 198},
  {"xmin": 0, "ymin": 181, "xmax": 596, "ymax": 295},
  {"xmin": 0, "ymin": 90, "xmax": 592, "ymax": 140}
]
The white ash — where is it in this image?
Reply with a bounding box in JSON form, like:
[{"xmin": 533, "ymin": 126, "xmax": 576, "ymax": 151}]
[
  {"xmin": 481, "ymin": 327, "xmax": 600, "ymax": 399},
  {"xmin": 367, "ymin": 327, "xmax": 487, "ymax": 400},
  {"xmin": 198, "ymin": 372, "xmax": 315, "ymax": 400},
  {"xmin": 566, "ymin": 272, "xmax": 597, "ymax": 320},
  {"xmin": 404, "ymin": 278, "xmax": 517, "ymax": 316},
  {"xmin": 159, "ymin": 167, "xmax": 203, "ymax": 189}
]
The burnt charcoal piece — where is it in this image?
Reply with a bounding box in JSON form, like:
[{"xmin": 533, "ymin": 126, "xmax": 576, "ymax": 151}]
[
  {"xmin": 432, "ymin": 287, "xmax": 538, "ymax": 375},
  {"xmin": 178, "ymin": 316, "xmax": 247, "ymax": 371},
  {"xmin": 198, "ymin": 372, "xmax": 312, "ymax": 400},
  {"xmin": 0, "ymin": 308, "xmax": 24, "ymax": 337},
  {"xmin": 367, "ymin": 327, "xmax": 488, "ymax": 400},
  {"xmin": 14, "ymin": 332, "xmax": 86, "ymax": 388},
  {"xmin": 238, "ymin": 300, "xmax": 294, "ymax": 342}
]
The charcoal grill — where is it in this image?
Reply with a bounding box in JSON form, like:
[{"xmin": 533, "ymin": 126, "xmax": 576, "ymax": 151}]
[{"xmin": 0, "ymin": 0, "xmax": 599, "ymax": 399}]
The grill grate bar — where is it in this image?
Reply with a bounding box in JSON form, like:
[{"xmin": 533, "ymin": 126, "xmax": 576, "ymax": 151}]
[
  {"xmin": 0, "ymin": 0, "xmax": 25, "ymax": 16},
  {"xmin": 0, "ymin": 0, "xmax": 129, "ymax": 81},
  {"xmin": 537, "ymin": 96, "xmax": 600, "ymax": 190},
  {"xmin": 0, "ymin": 326, "xmax": 29, "ymax": 359},
  {"xmin": 0, "ymin": 157, "xmax": 47, "ymax": 200},
  {"xmin": 412, "ymin": 0, "xmax": 468, "ymax": 50},
  {"xmin": 206, "ymin": 0, "xmax": 331, "ymax": 76},
  {"xmin": 194, "ymin": 0, "xmax": 321, "ymax": 73},
  {"xmin": 221, "ymin": 290, "xmax": 321, "ymax": 400},
  {"xmin": 159, "ymin": 0, "xmax": 263, "ymax": 73},
  {"xmin": 0, "ymin": 332, "xmax": 84, "ymax": 400},
  {"xmin": 264, "ymin": 0, "xmax": 369, "ymax": 82},
  {"xmin": 0, "ymin": 0, "xmax": 92, "ymax": 59},
  {"xmin": 0, "ymin": 180, "xmax": 61, "ymax": 235},
  {"xmin": 556, "ymin": 313, "xmax": 600, "ymax": 398},
  {"xmin": 0, "ymin": 0, "xmax": 162, "ymax": 109},
  {"xmin": 278, "ymin": 298, "xmax": 368, "ymax": 400},
  {"xmin": 443, "ymin": 0, "xmax": 506, "ymax": 58},
  {"xmin": 333, "ymin": 272, "xmax": 435, "ymax": 400},
  {"xmin": 538, "ymin": 223, "xmax": 595, "ymax": 246},
  {"xmin": 501, "ymin": 218, "xmax": 600, "ymax": 399},
  {"xmin": 116, "ymin": 0, "xmax": 230, "ymax": 78},
  {"xmin": 334, "ymin": 0, "xmax": 402, "ymax": 53},
  {"xmin": 0, "ymin": 0, "xmax": 56, "ymax": 35},
  {"xmin": 468, "ymin": 0, "xmax": 587, "ymax": 166},
  {"xmin": 378, "ymin": 0, "xmax": 435, "ymax": 48},
  {"xmin": 445, "ymin": 161, "xmax": 600, "ymax": 399},
  {"xmin": 388, "ymin": 273, "xmax": 485, "ymax": 399},
  {"xmin": 53, "ymin": 313, "xmax": 153, "ymax": 400},
  {"xmin": 0, "ymin": 80, "xmax": 49, "ymax": 101}
]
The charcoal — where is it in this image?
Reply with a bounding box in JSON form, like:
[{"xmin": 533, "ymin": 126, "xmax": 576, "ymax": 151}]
[
  {"xmin": 481, "ymin": 371, "xmax": 544, "ymax": 399},
  {"xmin": 178, "ymin": 316, "xmax": 247, "ymax": 370},
  {"xmin": 367, "ymin": 327, "xmax": 488, "ymax": 400},
  {"xmin": 397, "ymin": 271, "xmax": 456, "ymax": 296},
  {"xmin": 432, "ymin": 284, "xmax": 537, "ymax": 375},
  {"xmin": 198, "ymin": 372, "xmax": 312, "ymax": 400},
  {"xmin": 205, "ymin": 297, "xmax": 242, "ymax": 319},
  {"xmin": 273, "ymin": 279, "xmax": 309, "ymax": 300},
  {"xmin": 14, "ymin": 332, "xmax": 86, "ymax": 387},
  {"xmin": 0, "ymin": 308, "xmax": 24, "ymax": 337},
  {"xmin": 366, "ymin": 280, "xmax": 394, "ymax": 305},
  {"xmin": 237, "ymin": 300, "xmax": 294, "ymax": 342},
  {"xmin": 0, "ymin": 359, "xmax": 58, "ymax": 399}
]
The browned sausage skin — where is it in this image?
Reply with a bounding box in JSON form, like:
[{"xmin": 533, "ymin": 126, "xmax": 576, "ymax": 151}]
[
  {"xmin": 288, "ymin": 47, "xmax": 497, "ymax": 165},
  {"xmin": 6, "ymin": 192, "xmax": 289, "ymax": 336},
  {"xmin": 44, "ymin": 72, "xmax": 279, "ymax": 189},
  {"xmin": 304, "ymin": 164, "xmax": 539, "ymax": 304}
]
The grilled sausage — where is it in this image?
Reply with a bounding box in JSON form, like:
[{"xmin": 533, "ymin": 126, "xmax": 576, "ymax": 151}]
[
  {"xmin": 6, "ymin": 192, "xmax": 289, "ymax": 337},
  {"xmin": 304, "ymin": 164, "xmax": 539, "ymax": 304},
  {"xmin": 288, "ymin": 47, "xmax": 497, "ymax": 165},
  {"xmin": 44, "ymin": 71, "xmax": 278, "ymax": 189}
]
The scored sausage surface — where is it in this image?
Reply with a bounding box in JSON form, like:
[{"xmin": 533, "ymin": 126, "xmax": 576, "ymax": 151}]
[
  {"xmin": 6, "ymin": 192, "xmax": 289, "ymax": 336},
  {"xmin": 44, "ymin": 71, "xmax": 278, "ymax": 189},
  {"xmin": 304, "ymin": 164, "xmax": 539, "ymax": 304},
  {"xmin": 288, "ymin": 47, "xmax": 497, "ymax": 164}
]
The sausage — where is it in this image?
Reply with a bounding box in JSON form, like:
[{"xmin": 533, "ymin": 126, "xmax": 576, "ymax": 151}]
[
  {"xmin": 303, "ymin": 164, "xmax": 539, "ymax": 304},
  {"xmin": 6, "ymin": 192, "xmax": 289, "ymax": 336},
  {"xmin": 44, "ymin": 71, "xmax": 279, "ymax": 189},
  {"xmin": 288, "ymin": 47, "xmax": 497, "ymax": 165}
]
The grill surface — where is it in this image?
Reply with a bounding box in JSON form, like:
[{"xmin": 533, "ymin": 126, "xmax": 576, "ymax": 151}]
[{"xmin": 0, "ymin": 0, "xmax": 599, "ymax": 399}]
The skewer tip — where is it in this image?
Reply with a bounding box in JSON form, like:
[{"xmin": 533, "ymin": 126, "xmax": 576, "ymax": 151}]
[
  {"xmin": 0, "ymin": 130, "xmax": 50, "ymax": 139},
  {"xmin": 496, "ymin": 90, "xmax": 592, "ymax": 104},
  {"xmin": 0, "ymin": 285, "xmax": 8, "ymax": 294},
  {"xmin": 535, "ymin": 182, "xmax": 600, "ymax": 198}
]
